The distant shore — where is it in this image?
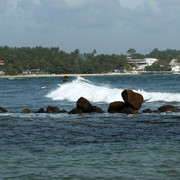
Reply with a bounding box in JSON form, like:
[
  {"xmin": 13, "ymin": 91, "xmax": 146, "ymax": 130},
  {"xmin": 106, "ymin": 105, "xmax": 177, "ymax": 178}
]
[
  {"xmin": 0, "ymin": 72, "xmax": 136, "ymax": 78},
  {"xmin": 0, "ymin": 71, "xmax": 178, "ymax": 78}
]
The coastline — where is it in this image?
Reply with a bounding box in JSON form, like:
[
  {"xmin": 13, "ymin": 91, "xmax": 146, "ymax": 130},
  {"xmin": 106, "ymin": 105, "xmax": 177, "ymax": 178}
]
[
  {"xmin": 0, "ymin": 71, "xmax": 177, "ymax": 78},
  {"xmin": 0, "ymin": 72, "xmax": 136, "ymax": 78}
]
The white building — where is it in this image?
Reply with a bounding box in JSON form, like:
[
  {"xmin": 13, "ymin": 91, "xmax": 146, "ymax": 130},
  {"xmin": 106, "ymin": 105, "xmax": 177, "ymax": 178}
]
[
  {"xmin": 144, "ymin": 58, "xmax": 158, "ymax": 66},
  {"xmin": 169, "ymin": 59, "xmax": 180, "ymax": 72},
  {"xmin": 128, "ymin": 58, "xmax": 158, "ymax": 71},
  {"xmin": 0, "ymin": 71, "xmax": 5, "ymax": 76}
]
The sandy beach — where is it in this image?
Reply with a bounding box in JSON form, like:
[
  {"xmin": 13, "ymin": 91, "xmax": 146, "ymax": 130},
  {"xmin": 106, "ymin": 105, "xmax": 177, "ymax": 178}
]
[{"xmin": 0, "ymin": 72, "xmax": 136, "ymax": 78}]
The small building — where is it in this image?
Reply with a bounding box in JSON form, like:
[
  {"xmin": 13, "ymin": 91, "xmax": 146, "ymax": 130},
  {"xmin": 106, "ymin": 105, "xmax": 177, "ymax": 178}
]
[
  {"xmin": 128, "ymin": 58, "xmax": 158, "ymax": 71},
  {"xmin": 169, "ymin": 59, "xmax": 180, "ymax": 72},
  {"xmin": 22, "ymin": 69, "xmax": 42, "ymax": 75},
  {"xmin": 0, "ymin": 59, "xmax": 5, "ymax": 66},
  {"xmin": 0, "ymin": 71, "xmax": 5, "ymax": 76}
]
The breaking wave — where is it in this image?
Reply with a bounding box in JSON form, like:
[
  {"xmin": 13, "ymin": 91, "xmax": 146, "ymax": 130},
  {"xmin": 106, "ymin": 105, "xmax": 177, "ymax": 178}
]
[{"xmin": 46, "ymin": 77, "xmax": 180, "ymax": 103}]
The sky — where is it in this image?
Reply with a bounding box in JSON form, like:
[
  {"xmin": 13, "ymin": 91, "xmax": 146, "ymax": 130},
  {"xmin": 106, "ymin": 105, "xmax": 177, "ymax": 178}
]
[{"xmin": 0, "ymin": 0, "xmax": 180, "ymax": 54}]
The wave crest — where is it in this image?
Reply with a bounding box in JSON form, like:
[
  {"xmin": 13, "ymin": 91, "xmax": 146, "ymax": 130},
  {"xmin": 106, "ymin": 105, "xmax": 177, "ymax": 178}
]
[{"xmin": 46, "ymin": 77, "xmax": 180, "ymax": 103}]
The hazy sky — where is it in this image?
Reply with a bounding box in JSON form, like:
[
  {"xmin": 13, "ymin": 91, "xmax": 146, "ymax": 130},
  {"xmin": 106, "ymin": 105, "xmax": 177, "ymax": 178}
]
[{"xmin": 1, "ymin": 0, "xmax": 180, "ymax": 54}]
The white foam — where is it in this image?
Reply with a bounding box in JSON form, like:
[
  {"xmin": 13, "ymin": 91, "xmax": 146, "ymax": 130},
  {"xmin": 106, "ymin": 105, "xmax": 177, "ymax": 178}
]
[{"xmin": 46, "ymin": 77, "xmax": 180, "ymax": 103}]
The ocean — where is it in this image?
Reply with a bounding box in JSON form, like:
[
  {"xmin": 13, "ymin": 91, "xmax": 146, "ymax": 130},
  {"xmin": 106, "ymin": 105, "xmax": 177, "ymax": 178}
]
[{"xmin": 0, "ymin": 74, "xmax": 180, "ymax": 179}]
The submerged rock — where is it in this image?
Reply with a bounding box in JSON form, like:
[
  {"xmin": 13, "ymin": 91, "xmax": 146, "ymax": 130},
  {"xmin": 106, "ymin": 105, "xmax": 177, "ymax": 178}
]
[
  {"xmin": 62, "ymin": 76, "xmax": 69, "ymax": 83},
  {"xmin": 0, "ymin": 106, "xmax": 8, "ymax": 113},
  {"xmin": 121, "ymin": 89, "xmax": 144, "ymax": 110},
  {"xmin": 142, "ymin": 109, "xmax": 153, "ymax": 113},
  {"xmin": 35, "ymin": 108, "xmax": 45, "ymax": 113},
  {"xmin": 22, "ymin": 108, "xmax": 32, "ymax": 114},
  {"xmin": 60, "ymin": 109, "xmax": 68, "ymax": 113},
  {"xmin": 158, "ymin": 105, "xmax": 179, "ymax": 112}
]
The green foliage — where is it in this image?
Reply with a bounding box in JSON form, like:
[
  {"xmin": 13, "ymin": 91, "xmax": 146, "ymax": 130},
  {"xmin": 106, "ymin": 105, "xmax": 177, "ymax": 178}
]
[
  {"xmin": 127, "ymin": 48, "xmax": 136, "ymax": 56},
  {"xmin": 145, "ymin": 62, "xmax": 171, "ymax": 71},
  {"xmin": 0, "ymin": 46, "xmax": 129, "ymax": 75},
  {"xmin": 1, "ymin": 46, "xmax": 179, "ymax": 75},
  {"xmin": 145, "ymin": 48, "xmax": 180, "ymax": 71}
]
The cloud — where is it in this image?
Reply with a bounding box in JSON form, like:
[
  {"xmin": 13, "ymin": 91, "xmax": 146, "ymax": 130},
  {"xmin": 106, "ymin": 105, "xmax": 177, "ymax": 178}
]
[
  {"xmin": 25, "ymin": 0, "xmax": 122, "ymax": 28},
  {"xmin": 118, "ymin": 0, "xmax": 146, "ymax": 9},
  {"xmin": 0, "ymin": 0, "xmax": 180, "ymax": 53},
  {"xmin": 60, "ymin": 0, "xmax": 89, "ymax": 8}
]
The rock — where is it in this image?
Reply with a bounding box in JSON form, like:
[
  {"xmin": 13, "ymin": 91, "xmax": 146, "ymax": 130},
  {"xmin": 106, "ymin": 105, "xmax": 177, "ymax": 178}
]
[
  {"xmin": 121, "ymin": 89, "xmax": 144, "ymax": 110},
  {"xmin": 0, "ymin": 106, "xmax": 8, "ymax": 113},
  {"xmin": 121, "ymin": 107, "xmax": 139, "ymax": 114},
  {"xmin": 22, "ymin": 108, "xmax": 32, "ymax": 113},
  {"xmin": 108, "ymin": 100, "xmax": 139, "ymax": 114},
  {"xmin": 62, "ymin": 76, "xmax": 69, "ymax": 83},
  {"xmin": 35, "ymin": 108, "xmax": 45, "ymax": 113},
  {"xmin": 70, "ymin": 97, "xmax": 103, "ymax": 114},
  {"xmin": 91, "ymin": 106, "xmax": 104, "ymax": 113},
  {"xmin": 158, "ymin": 105, "xmax": 179, "ymax": 112},
  {"xmin": 46, "ymin": 105, "xmax": 61, "ymax": 113},
  {"xmin": 76, "ymin": 97, "xmax": 93, "ymax": 113},
  {"xmin": 68, "ymin": 108, "xmax": 83, "ymax": 114},
  {"xmin": 108, "ymin": 101, "xmax": 126, "ymax": 113},
  {"xmin": 142, "ymin": 108, "xmax": 153, "ymax": 113},
  {"xmin": 60, "ymin": 109, "xmax": 68, "ymax": 113}
]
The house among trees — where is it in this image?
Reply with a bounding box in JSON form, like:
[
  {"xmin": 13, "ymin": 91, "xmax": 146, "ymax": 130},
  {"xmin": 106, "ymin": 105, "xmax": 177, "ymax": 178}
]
[
  {"xmin": 22, "ymin": 69, "xmax": 42, "ymax": 75},
  {"xmin": 127, "ymin": 57, "xmax": 158, "ymax": 71},
  {"xmin": 169, "ymin": 59, "xmax": 180, "ymax": 72},
  {"xmin": 0, "ymin": 59, "xmax": 5, "ymax": 66},
  {"xmin": 0, "ymin": 58, "xmax": 5, "ymax": 76}
]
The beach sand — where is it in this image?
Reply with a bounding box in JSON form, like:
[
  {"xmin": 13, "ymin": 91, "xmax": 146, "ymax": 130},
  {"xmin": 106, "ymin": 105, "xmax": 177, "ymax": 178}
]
[{"xmin": 0, "ymin": 72, "xmax": 136, "ymax": 78}]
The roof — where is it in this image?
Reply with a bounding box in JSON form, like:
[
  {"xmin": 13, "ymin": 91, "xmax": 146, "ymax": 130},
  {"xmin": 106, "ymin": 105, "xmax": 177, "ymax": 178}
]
[{"xmin": 169, "ymin": 59, "xmax": 180, "ymax": 66}]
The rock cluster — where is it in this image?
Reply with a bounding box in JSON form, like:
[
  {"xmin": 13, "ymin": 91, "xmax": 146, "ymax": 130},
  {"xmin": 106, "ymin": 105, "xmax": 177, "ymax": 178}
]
[
  {"xmin": 108, "ymin": 89, "xmax": 144, "ymax": 114},
  {"xmin": 0, "ymin": 89, "xmax": 179, "ymax": 115}
]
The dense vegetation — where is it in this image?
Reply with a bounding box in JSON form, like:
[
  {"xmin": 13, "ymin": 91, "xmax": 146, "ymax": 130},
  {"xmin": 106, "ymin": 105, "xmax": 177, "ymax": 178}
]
[
  {"xmin": 0, "ymin": 46, "xmax": 180, "ymax": 75},
  {"xmin": 145, "ymin": 48, "xmax": 180, "ymax": 71}
]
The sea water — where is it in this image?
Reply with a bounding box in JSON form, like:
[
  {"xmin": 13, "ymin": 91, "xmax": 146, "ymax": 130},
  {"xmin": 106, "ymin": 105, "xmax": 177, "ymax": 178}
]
[{"xmin": 0, "ymin": 74, "xmax": 180, "ymax": 179}]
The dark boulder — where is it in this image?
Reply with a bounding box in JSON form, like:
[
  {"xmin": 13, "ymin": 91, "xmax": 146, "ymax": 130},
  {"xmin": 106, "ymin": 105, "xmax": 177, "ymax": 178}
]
[
  {"xmin": 77, "ymin": 97, "xmax": 93, "ymax": 113},
  {"xmin": 46, "ymin": 105, "xmax": 61, "ymax": 113},
  {"xmin": 158, "ymin": 105, "xmax": 179, "ymax": 112},
  {"xmin": 36, "ymin": 108, "xmax": 45, "ymax": 113},
  {"xmin": 108, "ymin": 101, "xmax": 126, "ymax": 113},
  {"xmin": 69, "ymin": 97, "xmax": 103, "ymax": 114},
  {"xmin": 68, "ymin": 108, "xmax": 83, "ymax": 114},
  {"xmin": 62, "ymin": 76, "xmax": 69, "ymax": 83},
  {"xmin": 121, "ymin": 89, "xmax": 144, "ymax": 110},
  {"xmin": 91, "ymin": 106, "xmax": 104, "ymax": 113},
  {"xmin": 22, "ymin": 108, "xmax": 32, "ymax": 114},
  {"xmin": 60, "ymin": 109, "xmax": 68, "ymax": 113},
  {"xmin": 108, "ymin": 101, "xmax": 139, "ymax": 114},
  {"xmin": 0, "ymin": 106, "xmax": 7, "ymax": 113}
]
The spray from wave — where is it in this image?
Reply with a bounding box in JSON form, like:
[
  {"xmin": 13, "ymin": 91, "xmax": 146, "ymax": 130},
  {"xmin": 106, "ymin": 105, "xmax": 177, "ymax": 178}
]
[{"xmin": 46, "ymin": 77, "xmax": 180, "ymax": 103}]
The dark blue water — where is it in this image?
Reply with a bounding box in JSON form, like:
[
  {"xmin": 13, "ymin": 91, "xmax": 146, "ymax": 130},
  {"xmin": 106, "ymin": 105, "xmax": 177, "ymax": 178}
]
[{"xmin": 0, "ymin": 74, "xmax": 180, "ymax": 179}]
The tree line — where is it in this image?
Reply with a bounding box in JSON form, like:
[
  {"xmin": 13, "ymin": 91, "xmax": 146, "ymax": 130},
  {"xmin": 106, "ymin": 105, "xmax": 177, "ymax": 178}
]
[{"xmin": 0, "ymin": 46, "xmax": 180, "ymax": 75}]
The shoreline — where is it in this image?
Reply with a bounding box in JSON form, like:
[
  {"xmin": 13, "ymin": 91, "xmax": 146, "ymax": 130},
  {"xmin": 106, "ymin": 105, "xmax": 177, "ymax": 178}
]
[
  {"xmin": 0, "ymin": 72, "xmax": 136, "ymax": 78},
  {"xmin": 0, "ymin": 71, "xmax": 178, "ymax": 78}
]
